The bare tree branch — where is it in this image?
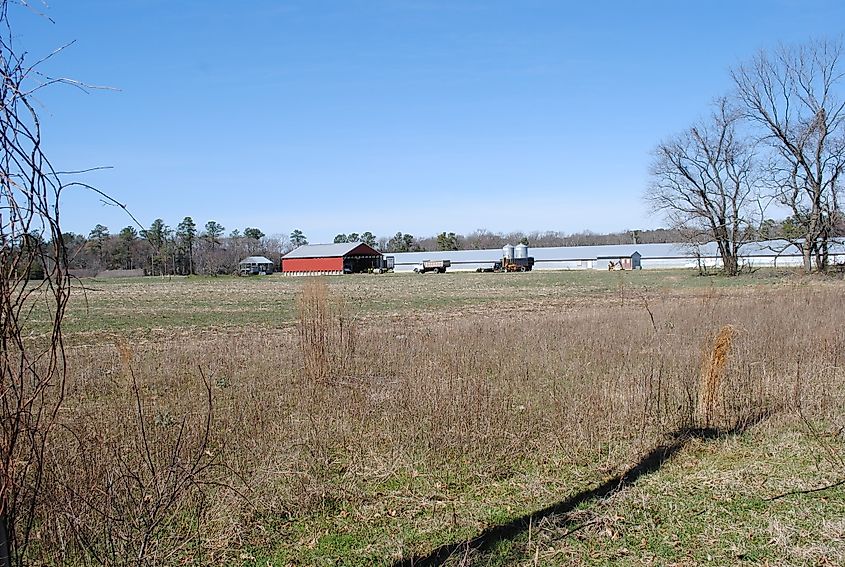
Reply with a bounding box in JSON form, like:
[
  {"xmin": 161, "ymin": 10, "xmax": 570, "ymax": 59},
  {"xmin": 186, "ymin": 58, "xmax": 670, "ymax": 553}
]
[
  {"xmin": 732, "ymin": 38, "xmax": 845, "ymax": 271},
  {"xmin": 647, "ymin": 97, "xmax": 761, "ymax": 275}
]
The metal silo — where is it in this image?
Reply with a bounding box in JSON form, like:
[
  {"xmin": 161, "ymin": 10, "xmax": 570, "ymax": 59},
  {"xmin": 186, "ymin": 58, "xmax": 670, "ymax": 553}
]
[
  {"xmin": 502, "ymin": 244, "xmax": 515, "ymax": 259},
  {"xmin": 514, "ymin": 243, "xmax": 528, "ymax": 259}
]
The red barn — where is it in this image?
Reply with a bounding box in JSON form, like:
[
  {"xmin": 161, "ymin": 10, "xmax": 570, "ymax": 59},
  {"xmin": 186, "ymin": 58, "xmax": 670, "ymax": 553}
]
[{"xmin": 281, "ymin": 243, "xmax": 383, "ymax": 275}]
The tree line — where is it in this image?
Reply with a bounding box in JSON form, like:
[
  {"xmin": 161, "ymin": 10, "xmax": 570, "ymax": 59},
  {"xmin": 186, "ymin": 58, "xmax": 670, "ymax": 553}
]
[
  {"xmin": 648, "ymin": 38, "xmax": 845, "ymax": 274},
  {"xmin": 44, "ymin": 216, "xmax": 823, "ymax": 278},
  {"xmin": 58, "ymin": 219, "xmax": 312, "ymax": 276}
]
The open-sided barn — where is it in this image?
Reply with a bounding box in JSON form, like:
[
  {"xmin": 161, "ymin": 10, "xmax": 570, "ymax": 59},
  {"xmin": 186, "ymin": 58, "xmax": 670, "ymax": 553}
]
[
  {"xmin": 238, "ymin": 256, "xmax": 275, "ymax": 275},
  {"xmin": 281, "ymin": 243, "xmax": 383, "ymax": 275}
]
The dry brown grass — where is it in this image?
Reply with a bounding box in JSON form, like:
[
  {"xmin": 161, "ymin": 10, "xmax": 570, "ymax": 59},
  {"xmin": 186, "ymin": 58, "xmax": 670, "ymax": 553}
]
[
  {"xmin": 297, "ymin": 278, "xmax": 356, "ymax": 382},
  {"xmin": 699, "ymin": 324, "xmax": 736, "ymax": 428},
  {"xmin": 24, "ymin": 277, "xmax": 845, "ymax": 564}
]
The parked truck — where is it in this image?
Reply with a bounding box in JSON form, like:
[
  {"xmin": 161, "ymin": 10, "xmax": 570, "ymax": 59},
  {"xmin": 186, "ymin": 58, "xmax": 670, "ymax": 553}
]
[{"xmin": 414, "ymin": 259, "xmax": 451, "ymax": 273}]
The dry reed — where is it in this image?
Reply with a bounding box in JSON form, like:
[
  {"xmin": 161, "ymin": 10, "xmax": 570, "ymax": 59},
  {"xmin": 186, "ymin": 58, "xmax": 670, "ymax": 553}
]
[
  {"xmin": 698, "ymin": 325, "xmax": 736, "ymax": 428},
  {"xmin": 115, "ymin": 335, "xmax": 134, "ymax": 375},
  {"xmin": 297, "ymin": 278, "xmax": 357, "ymax": 382}
]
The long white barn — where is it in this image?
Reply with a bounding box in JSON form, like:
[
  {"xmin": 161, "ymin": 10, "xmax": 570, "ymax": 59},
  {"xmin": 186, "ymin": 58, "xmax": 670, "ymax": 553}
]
[{"xmin": 389, "ymin": 240, "xmax": 845, "ymax": 272}]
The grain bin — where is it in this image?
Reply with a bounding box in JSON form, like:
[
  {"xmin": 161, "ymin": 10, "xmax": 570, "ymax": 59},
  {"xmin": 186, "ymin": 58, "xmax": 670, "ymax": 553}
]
[
  {"xmin": 503, "ymin": 244, "xmax": 515, "ymax": 259},
  {"xmin": 515, "ymin": 243, "xmax": 528, "ymax": 259}
]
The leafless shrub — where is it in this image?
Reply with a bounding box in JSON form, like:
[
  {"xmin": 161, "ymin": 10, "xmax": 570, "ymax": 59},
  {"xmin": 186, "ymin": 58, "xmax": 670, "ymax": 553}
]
[
  {"xmin": 40, "ymin": 341, "xmax": 219, "ymax": 566},
  {"xmin": 0, "ymin": 2, "xmax": 72, "ymax": 563}
]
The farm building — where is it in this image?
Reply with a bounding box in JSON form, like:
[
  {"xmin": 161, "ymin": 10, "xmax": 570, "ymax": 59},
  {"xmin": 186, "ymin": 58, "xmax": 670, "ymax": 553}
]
[
  {"xmin": 281, "ymin": 243, "xmax": 383, "ymax": 275},
  {"xmin": 239, "ymin": 256, "xmax": 275, "ymax": 275},
  {"xmin": 389, "ymin": 240, "xmax": 845, "ymax": 272}
]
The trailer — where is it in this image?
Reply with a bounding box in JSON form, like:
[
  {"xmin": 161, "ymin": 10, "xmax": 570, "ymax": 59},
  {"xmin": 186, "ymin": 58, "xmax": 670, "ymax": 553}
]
[{"xmin": 414, "ymin": 259, "xmax": 451, "ymax": 273}]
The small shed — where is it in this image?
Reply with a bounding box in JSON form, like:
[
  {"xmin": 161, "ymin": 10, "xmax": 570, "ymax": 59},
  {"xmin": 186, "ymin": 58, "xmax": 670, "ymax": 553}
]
[
  {"xmin": 596, "ymin": 251, "xmax": 642, "ymax": 270},
  {"xmin": 282, "ymin": 243, "xmax": 383, "ymax": 274},
  {"xmin": 239, "ymin": 256, "xmax": 275, "ymax": 275}
]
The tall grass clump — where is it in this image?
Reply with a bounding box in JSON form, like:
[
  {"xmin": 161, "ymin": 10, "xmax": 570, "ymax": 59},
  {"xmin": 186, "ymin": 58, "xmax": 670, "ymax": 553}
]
[
  {"xmin": 297, "ymin": 278, "xmax": 356, "ymax": 382},
  {"xmin": 698, "ymin": 325, "xmax": 735, "ymax": 428}
]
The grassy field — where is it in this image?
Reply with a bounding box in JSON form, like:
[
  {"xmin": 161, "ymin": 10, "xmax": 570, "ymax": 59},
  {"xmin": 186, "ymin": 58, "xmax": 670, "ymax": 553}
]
[
  {"xmin": 26, "ymin": 269, "xmax": 845, "ymax": 565},
  {"xmin": 47, "ymin": 268, "xmax": 812, "ymax": 339}
]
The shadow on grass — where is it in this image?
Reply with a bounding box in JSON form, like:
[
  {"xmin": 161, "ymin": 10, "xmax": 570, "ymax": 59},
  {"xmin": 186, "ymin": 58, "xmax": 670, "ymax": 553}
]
[{"xmin": 395, "ymin": 414, "xmax": 768, "ymax": 567}]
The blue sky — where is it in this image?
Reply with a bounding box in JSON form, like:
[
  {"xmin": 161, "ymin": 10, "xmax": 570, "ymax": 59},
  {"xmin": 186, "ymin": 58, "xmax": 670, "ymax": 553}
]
[{"xmin": 16, "ymin": 0, "xmax": 845, "ymax": 242}]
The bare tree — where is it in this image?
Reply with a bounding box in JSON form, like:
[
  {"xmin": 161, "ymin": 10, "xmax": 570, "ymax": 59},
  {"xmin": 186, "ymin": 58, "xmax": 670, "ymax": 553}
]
[
  {"xmin": 732, "ymin": 38, "xmax": 845, "ymax": 272},
  {"xmin": 0, "ymin": 2, "xmax": 71, "ymax": 564},
  {"xmin": 648, "ymin": 98, "xmax": 760, "ymax": 275}
]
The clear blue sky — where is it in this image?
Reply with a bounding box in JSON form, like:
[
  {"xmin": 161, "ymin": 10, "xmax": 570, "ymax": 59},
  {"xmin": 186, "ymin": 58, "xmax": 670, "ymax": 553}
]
[{"xmin": 16, "ymin": 0, "xmax": 845, "ymax": 242}]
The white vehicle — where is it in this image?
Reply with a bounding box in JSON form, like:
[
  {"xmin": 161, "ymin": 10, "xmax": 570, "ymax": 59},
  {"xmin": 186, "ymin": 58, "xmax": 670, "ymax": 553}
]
[{"xmin": 413, "ymin": 259, "xmax": 451, "ymax": 273}]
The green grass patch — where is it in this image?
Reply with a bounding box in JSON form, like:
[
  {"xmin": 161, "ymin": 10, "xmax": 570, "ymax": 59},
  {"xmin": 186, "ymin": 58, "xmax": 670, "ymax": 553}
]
[{"xmin": 472, "ymin": 421, "xmax": 845, "ymax": 566}]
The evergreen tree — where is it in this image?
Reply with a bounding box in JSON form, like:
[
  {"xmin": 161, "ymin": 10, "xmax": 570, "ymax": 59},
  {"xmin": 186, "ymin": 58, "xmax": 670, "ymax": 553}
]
[
  {"xmin": 116, "ymin": 226, "xmax": 138, "ymax": 269},
  {"xmin": 290, "ymin": 229, "xmax": 307, "ymax": 247},
  {"xmin": 435, "ymin": 231, "xmax": 459, "ymax": 251},
  {"xmin": 243, "ymin": 227, "xmax": 265, "ymax": 240},
  {"xmin": 204, "ymin": 220, "xmax": 225, "ymax": 249},
  {"xmin": 176, "ymin": 216, "xmax": 197, "ymax": 274},
  {"xmin": 141, "ymin": 219, "xmax": 172, "ymax": 275},
  {"xmin": 387, "ymin": 232, "xmax": 419, "ymax": 252},
  {"xmin": 360, "ymin": 231, "xmax": 377, "ymax": 247},
  {"xmin": 87, "ymin": 224, "xmax": 110, "ymax": 267}
]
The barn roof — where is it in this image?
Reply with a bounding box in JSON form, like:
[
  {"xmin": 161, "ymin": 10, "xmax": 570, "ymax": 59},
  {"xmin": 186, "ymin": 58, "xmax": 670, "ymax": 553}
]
[
  {"xmin": 239, "ymin": 256, "xmax": 274, "ymax": 264},
  {"xmin": 596, "ymin": 250, "xmax": 642, "ymax": 259},
  {"xmin": 283, "ymin": 242, "xmax": 382, "ymax": 259},
  {"xmin": 391, "ymin": 243, "xmax": 676, "ymax": 264},
  {"xmin": 389, "ymin": 239, "xmax": 845, "ymax": 266}
]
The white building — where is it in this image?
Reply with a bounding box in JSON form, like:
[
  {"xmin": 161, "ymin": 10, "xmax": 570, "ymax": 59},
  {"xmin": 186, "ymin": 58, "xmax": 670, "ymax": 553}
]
[{"xmin": 388, "ymin": 240, "xmax": 845, "ymax": 272}]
